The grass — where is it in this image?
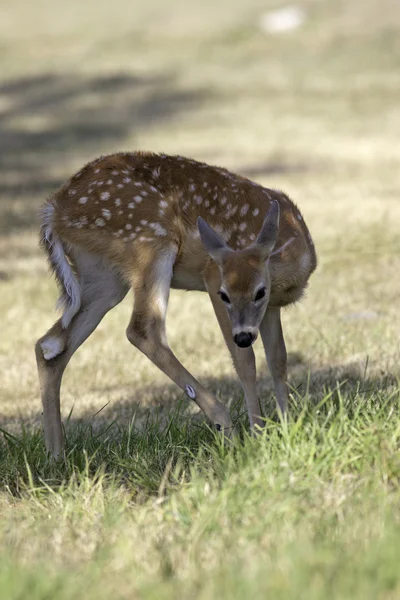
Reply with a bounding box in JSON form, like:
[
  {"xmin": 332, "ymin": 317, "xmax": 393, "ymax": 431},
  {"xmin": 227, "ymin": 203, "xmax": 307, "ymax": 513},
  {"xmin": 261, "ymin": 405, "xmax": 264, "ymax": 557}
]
[
  {"xmin": 1, "ymin": 0, "xmax": 400, "ymax": 597},
  {"xmin": 1, "ymin": 387, "xmax": 400, "ymax": 599}
]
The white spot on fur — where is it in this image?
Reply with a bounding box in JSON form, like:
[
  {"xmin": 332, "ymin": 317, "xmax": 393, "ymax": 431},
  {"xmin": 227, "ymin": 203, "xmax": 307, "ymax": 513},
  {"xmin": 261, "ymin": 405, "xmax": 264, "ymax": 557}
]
[
  {"xmin": 117, "ymin": 183, "xmax": 124, "ymax": 189},
  {"xmin": 68, "ymin": 189, "xmax": 76, "ymax": 196},
  {"xmin": 252, "ymin": 208, "xmax": 259, "ymax": 216},
  {"xmin": 194, "ymin": 195, "xmax": 203, "ymax": 205},
  {"xmin": 125, "ymin": 223, "xmax": 132, "ymax": 230},
  {"xmin": 101, "ymin": 209, "xmax": 111, "ymax": 220},
  {"xmin": 123, "ymin": 177, "xmax": 131, "ymax": 183},
  {"xmin": 40, "ymin": 336, "xmax": 65, "ymax": 360},
  {"xmin": 112, "ymin": 170, "xmax": 119, "ymax": 175},
  {"xmin": 239, "ymin": 222, "xmax": 247, "ymax": 231},
  {"xmin": 220, "ymin": 197, "xmax": 227, "ymax": 206},
  {"xmin": 78, "ymin": 197, "xmax": 88, "ymax": 204},
  {"xmin": 240, "ymin": 204, "xmax": 249, "ymax": 216},
  {"xmin": 189, "ymin": 183, "xmax": 196, "ymax": 192},
  {"xmin": 134, "ymin": 195, "xmax": 143, "ymax": 203},
  {"xmin": 141, "ymin": 190, "xmax": 148, "ymax": 196},
  {"xmin": 115, "ymin": 198, "xmax": 121, "ymax": 207},
  {"xmin": 94, "ymin": 168, "xmax": 100, "ymax": 173},
  {"xmin": 159, "ymin": 200, "xmax": 168, "ymax": 208},
  {"xmin": 150, "ymin": 185, "xmax": 158, "ymax": 193},
  {"xmin": 106, "ymin": 179, "xmax": 113, "ymax": 184},
  {"xmin": 140, "ymin": 219, "xmax": 148, "ymax": 226},
  {"xmin": 153, "ymin": 167, "xmax": 161, "ymax": 178},
  {"xmin": 210, "ymin": 207, "xmax": 216, "ymax": 215},
  {"xmin": 297, "ymin": 213, "xmax": 302, "ymax": 221},
  {"xmin": 100, "ymin": 191, "xmax": 110, "ymax": 201},
  {"xmin": 150, "ymin": 223, "xmax": 167, "ymax": 237},
  {"xmin": 95, "ymin": 218, "xmax": 105, "ymax": 227},
  {"xmin": 97, "ymin": 181, "xmax": 104, "ymax": 186}
]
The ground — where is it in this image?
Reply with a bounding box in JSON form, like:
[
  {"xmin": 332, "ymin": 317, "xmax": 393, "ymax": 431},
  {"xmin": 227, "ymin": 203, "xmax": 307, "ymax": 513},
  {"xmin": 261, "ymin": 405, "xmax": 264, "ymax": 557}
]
[{"xmin": 0, "ymin": 0, "xmax": 400, "ymax": 598}]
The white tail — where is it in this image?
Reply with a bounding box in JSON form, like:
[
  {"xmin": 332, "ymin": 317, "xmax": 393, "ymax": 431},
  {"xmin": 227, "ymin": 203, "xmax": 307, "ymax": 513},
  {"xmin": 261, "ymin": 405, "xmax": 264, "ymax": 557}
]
[
  {"xmin": 40, "ymin": 203, "xmax": 81, "ymax": 328},
  {"xmin": 35, "ymin": 151, "xmax": 317, "ymax": 458}
]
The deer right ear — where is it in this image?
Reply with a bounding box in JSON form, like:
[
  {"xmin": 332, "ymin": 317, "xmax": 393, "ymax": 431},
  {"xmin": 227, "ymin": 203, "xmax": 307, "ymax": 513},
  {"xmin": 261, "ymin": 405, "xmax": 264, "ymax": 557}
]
[
  {"xmin": 254, "ymin": 199, "xmax": 280, "ymax": 259},
  {"xmin": 197, "ymin": 217, "xmax": 229, "ymax": 263}
]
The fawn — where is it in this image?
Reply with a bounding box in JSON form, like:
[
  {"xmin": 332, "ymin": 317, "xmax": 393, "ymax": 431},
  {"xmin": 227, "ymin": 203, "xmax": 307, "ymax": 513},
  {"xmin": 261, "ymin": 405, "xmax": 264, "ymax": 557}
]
[{"xmin": 36, "ymin": 151, "xmax": 317, "ymax": 458}]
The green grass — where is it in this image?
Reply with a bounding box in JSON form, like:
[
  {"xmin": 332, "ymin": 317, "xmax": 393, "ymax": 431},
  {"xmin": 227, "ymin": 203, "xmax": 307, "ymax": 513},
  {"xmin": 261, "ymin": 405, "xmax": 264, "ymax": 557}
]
[
  {"xmin": 1, "ymin": 0, "xmax": 400, "ymax": 597},
  {"xmin": 1, "ymin": 385, "xmax": 400, "ymax": 599}
]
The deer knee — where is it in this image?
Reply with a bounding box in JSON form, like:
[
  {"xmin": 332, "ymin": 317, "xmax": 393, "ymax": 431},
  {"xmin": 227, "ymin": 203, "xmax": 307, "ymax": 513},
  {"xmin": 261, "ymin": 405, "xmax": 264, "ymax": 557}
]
[
  {"xmin": 126, "ymin": 313, "xmax": 166, "ymax": 354},
  {"xmin": 270, "ymin": 354, "xmax": 287, "ymax": 379},
  {"xmin": 126, "ymin": 316, "xmax": 151, "ymax": 352},
  {"xmin": 36, "ymin": 323, "xmax": 67, "ymax": 362}
]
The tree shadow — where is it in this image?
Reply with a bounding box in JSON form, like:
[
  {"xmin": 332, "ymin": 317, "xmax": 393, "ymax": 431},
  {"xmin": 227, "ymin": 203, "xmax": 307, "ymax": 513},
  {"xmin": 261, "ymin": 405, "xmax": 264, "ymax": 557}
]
[
  {"xmin": 0, "ymin": 71, "xmax": 208, "ymax": 234},
  {"xmin": 239, "ymin": 159, "xmax": 319, "ymax": 180},
  {"xmin": 91, "ymin": 359, "xmax": 398, "ymax": 428}
]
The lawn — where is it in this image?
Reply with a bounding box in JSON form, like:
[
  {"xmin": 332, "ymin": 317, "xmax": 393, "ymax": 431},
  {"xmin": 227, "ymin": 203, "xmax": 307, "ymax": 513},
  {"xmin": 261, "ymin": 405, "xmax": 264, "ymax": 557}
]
[{"xmin": 0, "ymin": 0, "xmax": 399, "ymax": 598}]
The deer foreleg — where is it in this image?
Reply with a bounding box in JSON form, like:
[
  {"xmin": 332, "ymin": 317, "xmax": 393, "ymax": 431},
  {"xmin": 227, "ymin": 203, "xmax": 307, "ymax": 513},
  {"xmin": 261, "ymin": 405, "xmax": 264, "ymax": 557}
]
[{"xmin": 125, "ymin": 247, "xmax": 233, "ymax": 433}]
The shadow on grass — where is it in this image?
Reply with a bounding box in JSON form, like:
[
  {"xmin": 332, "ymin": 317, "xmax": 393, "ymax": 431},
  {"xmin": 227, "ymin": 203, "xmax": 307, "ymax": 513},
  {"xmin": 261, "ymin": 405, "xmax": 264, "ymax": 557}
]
[
  {"xmin": 0, "ymin": 356, "xmax": 397, "ymax": 436},
  {"xmin": 86, "ymin": 358, "xmax": 398, "ymax": 427},
  {"xmin": 0, "ymin": 71, "xmax": 207, "ymax": 234},
  {"xmin": 240, "ymin": 160, "xmax": 317, "ymax": 180},
  {"xmin": 0, "ymin": 358, "xmax": 398, "ymax": 494},
  {"xmin": 0, "ymin": 70, "xmax": 321, "ymax": 236}
]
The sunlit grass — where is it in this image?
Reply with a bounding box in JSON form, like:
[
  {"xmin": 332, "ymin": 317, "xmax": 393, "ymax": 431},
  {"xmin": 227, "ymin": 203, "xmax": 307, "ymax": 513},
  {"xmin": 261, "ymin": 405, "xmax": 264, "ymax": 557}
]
[{"xmin": 1, "ymin": 0, "xmax": 400, "ymax": 597}]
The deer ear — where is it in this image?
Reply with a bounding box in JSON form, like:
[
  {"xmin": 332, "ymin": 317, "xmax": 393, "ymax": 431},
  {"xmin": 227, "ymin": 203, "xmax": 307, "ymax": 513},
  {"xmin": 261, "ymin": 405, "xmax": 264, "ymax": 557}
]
[
  {"xmin": 197, "ymin": 217, "xmax": 229, "ymax": 263},
  {"xmin": 254, "ymin": 200, "xmax": 280, "ymax": 259}
]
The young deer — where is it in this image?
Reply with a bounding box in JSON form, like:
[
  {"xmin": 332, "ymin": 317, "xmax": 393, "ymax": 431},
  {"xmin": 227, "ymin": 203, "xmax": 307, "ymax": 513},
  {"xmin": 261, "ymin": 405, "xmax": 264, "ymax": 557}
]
[{"xmin": 36, "ymin": 152, "xmax": 317, "ymax": 458}]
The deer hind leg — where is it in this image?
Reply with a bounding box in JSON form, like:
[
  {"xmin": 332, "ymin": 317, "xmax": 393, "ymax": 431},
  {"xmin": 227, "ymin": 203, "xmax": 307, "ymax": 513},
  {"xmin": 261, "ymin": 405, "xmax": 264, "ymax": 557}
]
[
  {"xmin": 125, "ymin": 245, "xmax": 233, "ymax": 433},
  {"xmin": 208, "ymin": 292, "xmax": 263, "ymax": 430},
  {"xmin": 260, "ymin": 306, "xmax": 289, "ymax": 415},
  {"xmin": 35, "ymin": 251, "xmax": 129, "ymax": 458}
]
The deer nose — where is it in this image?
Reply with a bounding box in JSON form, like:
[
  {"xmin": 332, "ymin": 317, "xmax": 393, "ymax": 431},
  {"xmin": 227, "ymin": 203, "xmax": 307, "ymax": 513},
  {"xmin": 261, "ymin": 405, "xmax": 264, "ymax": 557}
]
[{"xmin": 234, "ymin": 332, "xmax": 255, "ymax": 348}]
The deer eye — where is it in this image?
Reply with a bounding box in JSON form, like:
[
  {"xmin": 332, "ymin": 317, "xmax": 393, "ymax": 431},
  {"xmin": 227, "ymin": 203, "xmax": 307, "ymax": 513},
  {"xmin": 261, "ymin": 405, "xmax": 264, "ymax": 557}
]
[
  {"xmin": 254, "ymin": 287, "xmax": 266, "ymax": 302},
  {"xmin": 218, "ymin": 290, "xmax": 231, "ymax": 304}
]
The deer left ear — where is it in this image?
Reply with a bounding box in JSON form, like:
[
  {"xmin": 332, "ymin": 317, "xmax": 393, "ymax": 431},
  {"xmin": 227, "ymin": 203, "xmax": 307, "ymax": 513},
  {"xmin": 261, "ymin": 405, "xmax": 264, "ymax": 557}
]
[
  {"xmin": 254, "ymin": 199, "xmax": 280, "ymax": 259},
  {"xmin": 197, "ymin": 217, "xmax": 230, "ymax": 263}
]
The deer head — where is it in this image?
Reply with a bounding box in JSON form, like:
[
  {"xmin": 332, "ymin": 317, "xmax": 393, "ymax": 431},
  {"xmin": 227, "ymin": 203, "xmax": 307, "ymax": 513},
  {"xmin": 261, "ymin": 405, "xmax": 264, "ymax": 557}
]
[{"xmin": 198, "ymin": 200, "xmax": 280, "ymax": 348}]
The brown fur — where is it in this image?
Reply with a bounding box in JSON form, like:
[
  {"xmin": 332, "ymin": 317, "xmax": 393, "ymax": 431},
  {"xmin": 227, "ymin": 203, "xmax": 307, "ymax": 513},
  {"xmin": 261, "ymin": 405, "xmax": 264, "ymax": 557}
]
[{"xmin": 36, "ymin": 151, "xmax": 317, "ymax": 458}]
